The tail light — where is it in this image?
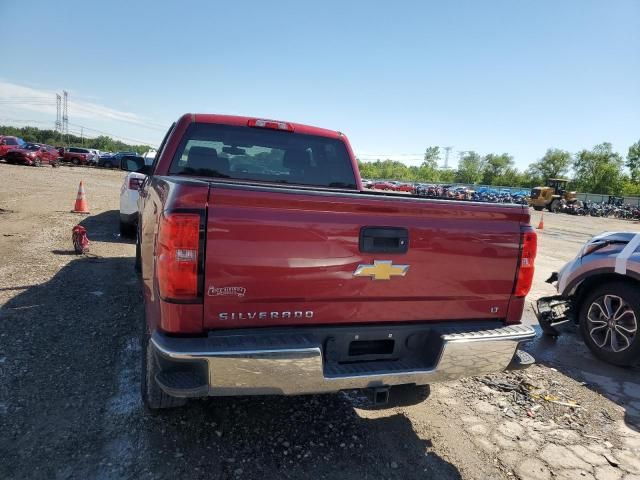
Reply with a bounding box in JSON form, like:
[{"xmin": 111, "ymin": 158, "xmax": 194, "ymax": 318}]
[
  {"xmin": 128, "ymin": 178, "xmax": 144, "ymax": 190},
  {"xmin": 247, "ymin": 118, "xmax": 294, "ymax": 132},
  {"xmin": 157, "ymin": 213, "xmax": 202, "ymax": 301},
  {"xmin": 513, "ymin": 226, "xmax": 537, "ymax": 297}
]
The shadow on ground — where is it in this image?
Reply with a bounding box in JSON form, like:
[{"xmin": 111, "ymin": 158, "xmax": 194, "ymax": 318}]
[
  {"xmin": 81, "ymin": 209, "xmax": 135, "ymax": 245},
  {"xmin": 525, "ymin": 322, "xmax": 640, "ymax": 433},
  {"xmin": 0, "ymin": 253, "xmax": 461, "ymax": 480}
]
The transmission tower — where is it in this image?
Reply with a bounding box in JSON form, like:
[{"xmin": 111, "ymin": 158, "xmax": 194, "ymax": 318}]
[
  {"xmin": 443, "ymin": 146, "xmax": 453, "ymax": 169},
  {"xmin": 55, "ymin": 94, "xmax": 62, "ymax": 133},
  {"xmin": 62, "ymin": 90, "xmax": 69, "ymax": 141}
]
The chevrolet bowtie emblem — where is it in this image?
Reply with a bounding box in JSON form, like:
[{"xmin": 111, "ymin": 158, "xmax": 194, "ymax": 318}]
[{"xmin": 353, "ymin": 260, "xmax": 409, "ymax": 280}]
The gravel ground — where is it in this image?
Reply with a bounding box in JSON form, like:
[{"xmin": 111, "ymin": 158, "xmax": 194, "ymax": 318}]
[{"xmin": 0, "ymin": 162, "xmax": 639, "ymax": 480}]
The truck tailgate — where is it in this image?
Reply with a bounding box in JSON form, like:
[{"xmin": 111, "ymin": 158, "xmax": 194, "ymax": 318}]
[{"xmin": 203, "ymin": 184, "xmax": 527, "ymax": 330}]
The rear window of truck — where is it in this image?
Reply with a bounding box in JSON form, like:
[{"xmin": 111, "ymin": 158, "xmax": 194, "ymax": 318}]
[{"xmin": 169, "ymin": 123, "xmax": 357, "ymax": 189}]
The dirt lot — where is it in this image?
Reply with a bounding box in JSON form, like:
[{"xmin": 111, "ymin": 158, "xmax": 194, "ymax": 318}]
[{"xmin": 1, "ymin": 163, "xmax": 639, "ymax": 480}]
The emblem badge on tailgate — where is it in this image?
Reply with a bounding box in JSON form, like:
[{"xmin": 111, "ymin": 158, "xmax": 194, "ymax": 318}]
[
  {"xmin": 208, "ymin": 286, "xmax": 246, "ymax": 297},
  {"xmin": 353, "ymin": 260, "xmax": 409, "ymax": 280}
]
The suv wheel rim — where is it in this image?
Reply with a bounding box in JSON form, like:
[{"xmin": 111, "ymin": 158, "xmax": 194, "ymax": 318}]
[{"xmin": 587, "ymin": 294, "xmax": 637, "ymax": 353}]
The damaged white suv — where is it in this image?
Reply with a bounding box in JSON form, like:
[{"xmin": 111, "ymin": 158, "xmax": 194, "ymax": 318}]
[{"xmin": 536, "ymin": 232, "xmax": 640, "ymax": 366}]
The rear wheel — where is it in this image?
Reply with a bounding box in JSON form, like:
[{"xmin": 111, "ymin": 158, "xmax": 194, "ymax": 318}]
[
  {"xmin": 135, "ymin": 227, "xmax": 141, "ymax": 273},
  {"xmin": 104, "ymin": 161, "xmax": 113, "ymax": 169},
  {"xmin": 141, "ymin": 333, "xmax": 187, "ymax": 410},
  {"xmin": 72, "ymin": 158, "xmax": 79, "ymax": 165},
  {"xmin": 579, "ymin": 282, "xmax": 640, "ymax": 366}
]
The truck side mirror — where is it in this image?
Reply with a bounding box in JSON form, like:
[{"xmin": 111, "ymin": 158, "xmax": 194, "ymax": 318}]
[{"xmin": 120, "ymin": 156, "xmax": 144, "ymax": 172}]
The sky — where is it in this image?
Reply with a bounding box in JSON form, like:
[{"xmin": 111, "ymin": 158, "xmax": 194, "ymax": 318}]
[{"xmin": 1, "ymin": 0, "xmax": 638, "ymax": 169}]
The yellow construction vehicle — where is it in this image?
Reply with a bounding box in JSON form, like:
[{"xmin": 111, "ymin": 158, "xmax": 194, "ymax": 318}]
[{"xmin": 528, "ymin": 178, "xmax": 577, "ymax": 212}]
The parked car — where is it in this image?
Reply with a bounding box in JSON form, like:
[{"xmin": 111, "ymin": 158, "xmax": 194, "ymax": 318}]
[
  {"xmin": 371, "ymin": 180, "xmax": 395, "ymax": 190},
  {"xmin": 4, "ymin": 142, "xmax": 60, "ymax": 167},
  {"xmin": 63, "ymin": 147, "xmax": 94, "ymax": 165},
  {"xmin": 536, "ymin": 232, "xmax": 640, "ymax": 366},
  {"xmin": 122, "ymin": 113, "xmax": 536, "ymax": 410},
  {"xmin": 395, "ymin": 183, "xmax": 416, "ymax": 193},
  {"xmin": 87, "ymin": 149, "xmax": 101, "ymax": 166},
  {"xmin": 100, "ymin": 151, "xmax": 137, "ymax": 168},
  {"xmin": 118, "ymin": 150, "xmax": 156, "ymax": 235},
  {"xmin": 98, "ymin": 153, "xmax": 117, "ymax": 168},
  {"xmin": 0, "ymin": 136, "xmax": 26, "ymax": 158}
]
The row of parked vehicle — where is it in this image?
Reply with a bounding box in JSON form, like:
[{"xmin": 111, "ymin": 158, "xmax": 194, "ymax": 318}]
[
  {"xmin": 363, "ymin": 179, "xmax": 530, "ymax": 205},
  {"xmin": 550, "ymin": 199, "xmax": 640, "ymax": 220},
  {"xmin": 0, "ymin": 134, "xmax": 139, "ymax": 168}
]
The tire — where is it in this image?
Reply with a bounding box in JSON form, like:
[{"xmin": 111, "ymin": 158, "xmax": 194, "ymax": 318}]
[
  {"xmin": 34, "ymin": 157, "xmax": 42, "ymax": 167},
  {"xmin": 533, "ymin": 206, "xmax": 544, "ymax": 211},
  {"xmin": 141, "ymin": 333, "xmax": 187, "ymax": 410},
  {"xmin": 579, "ymin": 282, "xmax": 640, "ymax": 366},
  {"xmin": 72, "ymin": 158, "xmax": 79, "ymax": 165},
  {"xmin": 549, "ymin": 199, "xmax": 561, "ymax": 213},
  {"xmin": 104, "ymin": 161, "xmax": 113, "ymax": 169},
  {"xmin": 119, "ymin": 220, "xmax": 135, "ymax": 237},
  {"xmin": 135, "ymin": 228, "xmax": 141, "ymax": 273}
]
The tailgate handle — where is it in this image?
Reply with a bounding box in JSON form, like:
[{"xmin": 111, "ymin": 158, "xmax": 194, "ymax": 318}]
[{"xmin": 360, "ymin": 227, "xmax": 409, "ymax": 254}]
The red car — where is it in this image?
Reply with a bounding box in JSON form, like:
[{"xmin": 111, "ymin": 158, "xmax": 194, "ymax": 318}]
[
  {"xmin": 63, "ymin": 147, "xmax": 94, "ymax": 165},
  {"xmin": 395, "ymin": 183, "xmax": 416, "ymax": 193},
  {"xmin": 123, "ymin": 113, "xmax": 536, "ymax": 410},
  {"xmin": 372, "ymin": 180, "xmax": 395, "ymax": 190},
  {"xmin": 5, "ymin": 142, "xmax": 61, "ymax": 167},
  {"xmin": 0, "ymin": 136, "xmax": 26, "ymax": 158}
]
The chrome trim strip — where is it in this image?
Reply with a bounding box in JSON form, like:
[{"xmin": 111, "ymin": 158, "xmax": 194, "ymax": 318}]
[{"xmin": 151, "ymin": 325, "xmax": 535, "ymax": 397}]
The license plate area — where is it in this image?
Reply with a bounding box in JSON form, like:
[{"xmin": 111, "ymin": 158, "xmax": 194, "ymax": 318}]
[{"xmin": 348, "ymin": 339, "xmax": 395, "ymax": 356}]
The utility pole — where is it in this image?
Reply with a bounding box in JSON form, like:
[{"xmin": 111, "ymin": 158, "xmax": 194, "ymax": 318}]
[
  {"xmin": 443, "ymin": 146, "xmax": 453, "ymax": 169},
  {"xmin": 62, "ymin": 90, "xmax": 69, "ymax": 144},
  {"xmin": 55, "ymin": 94, "xmax": 62, "ymax": 139}
]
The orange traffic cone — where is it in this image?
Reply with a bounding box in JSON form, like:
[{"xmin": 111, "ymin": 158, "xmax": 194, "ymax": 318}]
[
  {"xmin": 537, "ymin": 213, "xmax": 544, "ymax": 230},
  {"xmin": 72, "ymin": 181, "xmax": 90, "ymax": 214}
]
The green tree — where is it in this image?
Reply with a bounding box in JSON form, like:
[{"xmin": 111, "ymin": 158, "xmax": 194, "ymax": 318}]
[
  {"xmin": 626, "ymin": 140, "xmax": 640, "ymax": 183},
  {"xmin": 622, "ymin": 177, "xmax": 640, "ymax": 196},
  {"xmin": 0, "ymin": 125, "xmax": 151, "ymax": 154},
  {"xmin": 525, "ymin": 149, "xmax": 572, "ymax": 186},
  {"xmin": 481, "ymin": 153, "xmax": 514, "ymax": 185},
  {"xmin": 438, "ymin": 168, "xmax": 456, "ymax": 183},
  {"xmin": 419, "ymin": 146, "xmax": 441, "ymax": 181},
  {"xmin": 573, "ymin": 143, "xmax": 624, "ymax": 194},
  {"xmin": 497, "ymin": 167, "xmax": 526, "ymax": 187},
  {"xmin": 422, "ymin": 146, "xmax": 440, "ymax": 169},
  {"xmin": 455, "ymin": 151, "xmax": 485, "ymax": 184}
]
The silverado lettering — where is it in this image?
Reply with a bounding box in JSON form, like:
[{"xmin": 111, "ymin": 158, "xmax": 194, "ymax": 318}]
[
  {"xmin": 130, "ymin": 113, "xmax": 537, "ymax": 410},
  {"xmin": 218, "ymin": 311, "xmax": 315, "ymax": 321}
]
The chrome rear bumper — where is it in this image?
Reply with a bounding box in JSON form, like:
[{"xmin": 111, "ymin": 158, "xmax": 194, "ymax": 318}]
[{"xmin": 150, "ymin": 324, "xmax": 535, "ymax": 397}]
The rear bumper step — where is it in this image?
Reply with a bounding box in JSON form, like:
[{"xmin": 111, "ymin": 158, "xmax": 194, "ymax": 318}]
[{"xmin": 150, "ymin": 324, "xmax": 536, "ymax": 397}]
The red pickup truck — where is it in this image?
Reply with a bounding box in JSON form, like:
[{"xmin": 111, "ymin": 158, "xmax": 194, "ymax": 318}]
[
  {"xmin": 63, "ymin": 147, "xmax": 94, "ymax": 165},
  {"xmin": 124, "ymin": 114, "xmax": 537, "ymax": 409}
]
